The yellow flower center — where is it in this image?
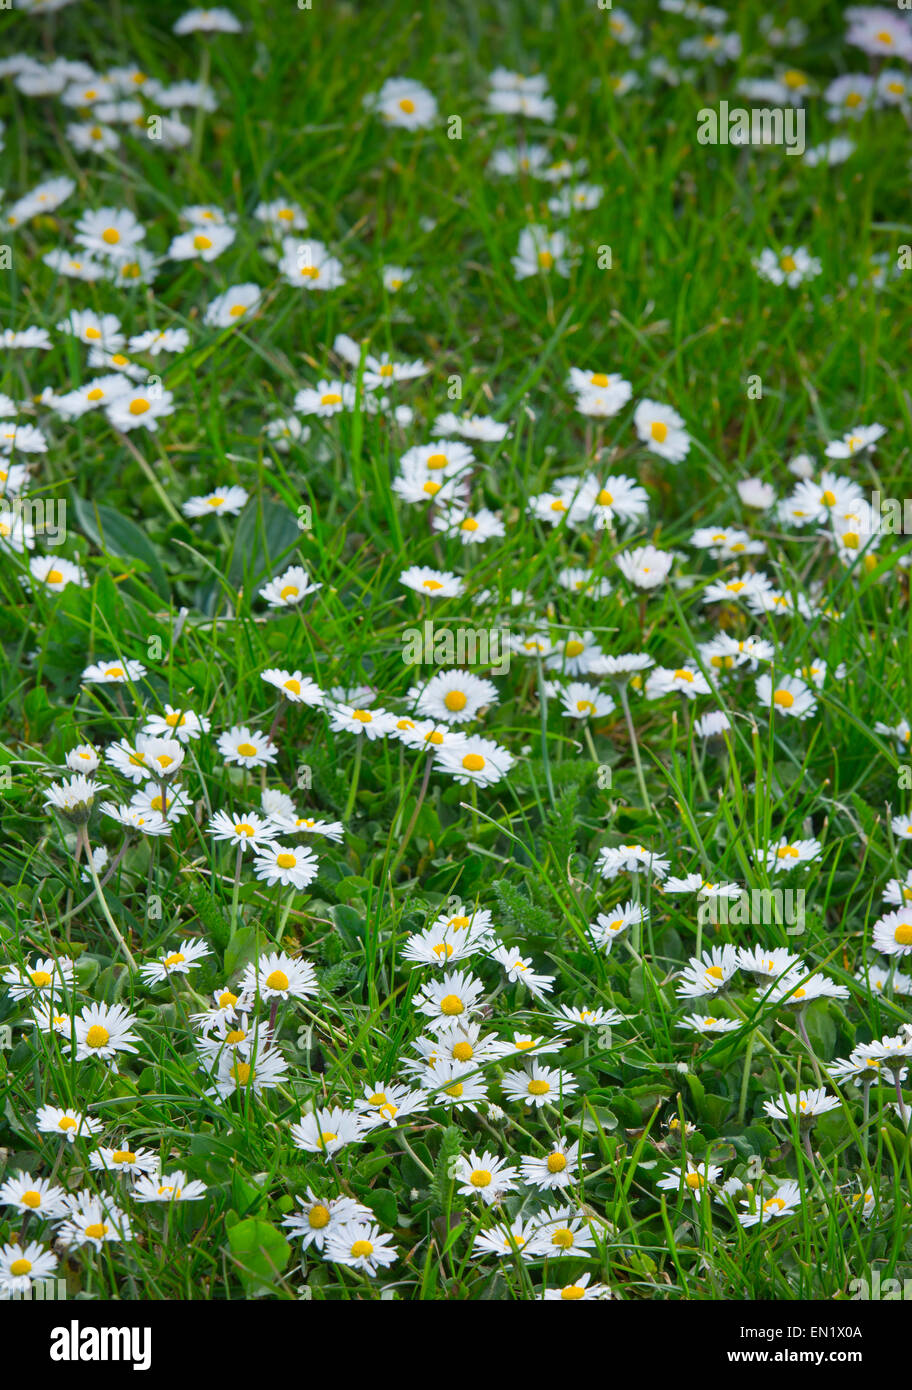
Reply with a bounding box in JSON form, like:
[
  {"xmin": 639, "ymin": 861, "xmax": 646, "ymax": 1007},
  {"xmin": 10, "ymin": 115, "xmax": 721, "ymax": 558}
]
[
  {"xmin": 85, "ymin": 1024, "xmax": 110, "ymax": 1049},
  {"xmin": 22, "ymin": 1190, "xmax": 42, "ymax": 1209},
  {"xmin": 129, "ymin": 398, "xmax": 150, "ymax": 415},
  {"xmin": 440, "ymin": 993, "xmax": 464, "ymax": 1016},
  {"xmin": 537, "ymin": 249, "xmax": 554, "ymax": 270},
  {"xmin": 547, "ymin": 1152, "xmax": 567, "ymax": 1173},
  {"xmin": 266, "ymin": 969, "xmax": 290, "ymax": 990},
  {"xmin": 10, "ymin": 1258, "xmax": 32, "ymax": 1277},
  {"xmin": 894, "ymin": 923, "xmax": 912, "ymax": 947},
  {"xmin": 470, "ymin": 1169, "xmax": 492, "ymax": 1187},
  {"xmin": 162, "ymin": 952, "xmax": 185, "ymax": 968},
  {"xmin": 229, "ymin": 303, "xmax": 247, "ymax": 316},
  {"xmin": 236, "ymin": 742, "xmax": 258, "ymax": 756},
  {"xmin": 650, "ymin": 420, "xmax": 668, "ymax": 443},
  {"xmin": 773, "ymin": 689, "xmax": 794, "ymax": 709},
  {"xmin": 528, "ymin": 1078, "xmax": 550, "ymax": 1096},
  {"xmin": 101, "ymin": 228, "xmax": 120, "ymax": 245},
  {"xmin": 444, "ymin": 690, "xmax": 467, "ymax": 711},
  {"xmin": 112, "ymin": 1151, "xmax": 136, "ymax": 1164},
  {"xmin": 561, "ymin": 1284, "xmax": 585, "ymax": 1300},
  {"xmin": 780, "ymin": 255, "xmax": 797, "ymax": 273},
  {"xmin": 275, "ymin": 853, "xmax": 297, "ymax": 869},
  {"xmin": 685, "ymin": 1171, "xmax": 704, "ymax": 1189},
  {"xmin": 398, "ymin": 98, "xmax": 416, "ymax": 113},
  {"xmin": 309, "ymin": 1204, "xmax": 330, "ymax": 1229},
  {"xmin": 30, "ymin": 970, "xmax": 53, "ymax": 988},
  {"xmin": 462, "ymin": 753, "xmax": 486, "ymax": 772},
  {"xmin": 193, "ymin": 234, "xmax": 213, "ymax": 250},
  {"xmin": 283, "ymin": 677, "xmax": 301, "ymax": 694},
  {"xmin": 452, "ymin": 1041, "xmax": 473, "ymax": 1062},
  {"xmin": 84, "ymin": 1222, "xmax": 109, "ymax": 1239},
  {"xmin": 58, "ymin": 1116, "xmax": 77, "ymax": 1131}
]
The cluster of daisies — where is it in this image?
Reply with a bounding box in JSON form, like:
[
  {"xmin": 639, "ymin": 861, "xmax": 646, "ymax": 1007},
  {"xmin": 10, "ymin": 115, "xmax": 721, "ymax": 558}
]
[{"xmin": 2, "ymin": 1, "xmax": 912, "ymax": 1302}]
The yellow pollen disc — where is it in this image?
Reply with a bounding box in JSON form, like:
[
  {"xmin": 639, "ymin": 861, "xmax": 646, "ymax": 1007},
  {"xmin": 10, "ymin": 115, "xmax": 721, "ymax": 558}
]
[
  {"xmin": 234, "ymin": 823, "xmax": 255, "ymax": 836},
  {"xmin": 422, "ymin": 578, "xmax": 444, "ymax": 592},
  {"xmin": 773, "ymin": 689, "xmax": 794, "ymax": 708},
  {"xmin": 162, "ymin": 952, "xmax": 185, "ymax": 968},
  {"xmin": 218, "ymin": 991, "xmax": 238, "ymax": 1008},
  {"xmin": 685, "ymin": 1171, "xmax": 704, "ymax": 1189},
  {"xmin": 279, "ymin": 584, "xmax": 299, "ymax": 600},
  {"xmin": 650, "ymin": 420, "xmax": 668, "ymax": 443},
  {"xmin": 894, "ymin": 923, "xmax": 912, "ymax": 946},
  {"xmin": 120, "ymin": 263, "xmax": 140, "ymax": 279},
  {"xmin": 149, "ymin": 796, "xmax": 165, "ymax": 812},
  {"xmin": 425, "ymin": 453, "xmax": 449, "ymax": 472},
  {"xmin": 398, "ymin": 98, "xmax": 415, "ymax": 113},
  {"xmin": 299, "ymin": 266, "xmax": 320, "ymax": 279},
  {"xmin": 821, "ymin": 489, "xmax": 837, "ymax": 507},
  {"xmin": 842, "ymin": 532, "xmax": 859, "ymax": 549},
  {"xmin": 565, "ymin": 639, "xmax": 584, "ymax": 658},
  {"xmin": 101, "ymin": 228, "xmax": 120, "ymax": 245},
  {"xmin": 352, "ymin": 709, "xmax": 373, "ymax": 723},
  {"xmin": 515, "ymin": 1039, "xmax": 535, "ymax": 1050},
  {"xmin": 85, "ymin": 1024, "xmax": 110, "ymax": 1048},
  {"xmin": 129, "ymin": 398, "xmax": 150, "ymax": 415},
  {"xmin": 876, "ymin": 30, "xmax": 893, "ymax": 42},
  {"xmin": 462, "ymin": 753, "xmax": 485, "ymax": 772},
  {"xmin": 86, "ymin": 388, "xmax": 104, "ymax": 402},
  {"xmin": 232, "ymin": 1061, "xmax": 252, "ymax": 1086},
  {"xmin": 111, "ymin": 354, "xmax": 129, "ymax": 365},
  {"xmin": 320, "ymin": 392, "xmax": 342, "ymax": 406},
  {"xmin": 452, "ymin": 1041, "xmax": 473, "ymax": 1062},
  {"xmin": 379, "ymin": 363, "xmax": 394, "ymax": 377},
  {"xmin": 547, "ymin": 1152, "xmax": 567, "ymax": 1173},
  {"xmin": 460, "ymin": 517, "xmax": 479, "ymax": 533},
  {"xmin": 229, "ymin": 303, "xmax": 247, "ymax": 316},
  {"xmin": 590, "ymin": 373, "xmax": 609, "ymax": 387},
  {"xmin": 783, "ymin": 69, "xmax": 806, "ymax": 88},
  {"xmin": 845, "ymin": 91, "xmax": 862, "ymax": 107},
  {"xmin": 780, "ymin": 255, "xmax": 797, "ymax": 273},
  {"xmin": 791, "ymin": 988, "xmax": 806, "ymax": 1000},
  {"xmin": 444, "ymin": 690, "xmax": 467, "ymax": 711},
  {"xmin": 561, "ymin": 1285, "xmax": 585, "ymax": 1300},
  {"xmin": 445, "ymin": 1082, "xmax": 464, "ymax": 1098},
  {"xmin": 277, "ymin": 208, "xmax": 294, "ymax": 221},
  {"xmin": 283, "ymin": 678, "xmax": 301, "ymax": 693},
  {"xmin": 30, "ymin": 970, "xmax": 52, "ymax": 987},
  {"xmin": 85, "ymin": 326, "xmax": 102, "ymax": 339},
  {"xmin": 46, "ymin": 569, "xmax": 65, "ymax": 585},
  {"xmin": 431, "ymin": 942, "xmax": 454, "ymax": 958},
  {"xmin": 528, "ymin": 1078, "xmax": 550, "ymax": 1096},
  {"xmin": 320, "ymin": 1131, "xmax": 337, "ymax": 1144},
  {"xmin": 764, "ymin": 1197, "xmax": 785, "ymax": 1213},
  {"xmin": 22, "ymin": 1190, "xmax": 42, "ymax": 1208},
  {"xmin": 537, "ymin": 250, "xmax": 554, "ymax": 270},
  {"xmin": 351, "ymin": 1238, "xmax": 374, "ymax": 1258},
  {"xmin": 10, "ymin": 1258, "xmax": 32, "ymax": 1277},
  {"xmin": 470, "ymin": 1169, "xmax": 492, "ymax": 1187},
  {"xmin": 596, "ymin": 489, "xmax": 614, "ymax": 506},
  {"xmin": 706, "ymin": 965, "xmax": 724, "ymax": 981},
  {"xmin": 704, "ymin": 1017, "xmax": 717, "ymax": 1027},
  {"xmin": 112, "ymin": 1151, "xmax": 136, "ymax": 1164},
  {"xmin": 224, "ymin": 1029, "xmax": 246, "ymax": 1045},
  {"xmin": 425, "ymin": 730, "xmax": 444, "ymax": 745},
  {"xmin": 266, "ymin": 968, "xmax": 290, "ymax": 989},
  {"xmin": 309, "ymin": 1204, "xmax": 330, "ymax": 1228},
  {"xmin": 84, "ymin": 1222, "xmax": 109, "ymax": 1239},
  {"xmin": 550, "ymin": 498, "xmax": 567, "ymax": 511},
  {"xmin": 440, "ymin": 993, "xmax": 464, "ymax": 1016},
  {"xmin": 193, "ymin": 234, "xmax": 213, "ymax": 250},
  {"xmin": 552, "ymin": 1228, "xmax": 574, "ymax": 1248},
  {"xmin": 673, "ymin": 668, "xmax": 694, "ymax": 682},
  {"xmin": 576, "ymin": 700, "xmax": 595, "ymax": 714},
  {"xmin": 777, "ymin": 845, "xmax": 799, "ymax": 858},
  {"xmin": 423, "ymin": 480, "xmax": 441, "ymax": 495},
  {"xmin": 236, "ymin": 742, "xmax": 258, "ymax": 756}
]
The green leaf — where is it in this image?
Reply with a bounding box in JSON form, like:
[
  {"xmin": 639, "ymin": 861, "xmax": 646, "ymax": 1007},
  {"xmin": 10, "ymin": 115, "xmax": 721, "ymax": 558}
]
[
  {"xmin": 227, "ymin": 1218, "xmax": 291, "ymax": 1289},
  {"xmin": 71, "ymin": 494, "xmax": 169, "ymax": 596}
]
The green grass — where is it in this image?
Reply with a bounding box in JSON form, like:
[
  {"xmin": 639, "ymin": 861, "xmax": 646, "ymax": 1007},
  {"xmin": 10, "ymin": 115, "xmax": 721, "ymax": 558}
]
[{"xmin": 1, "ymin": 0, "xmax": 911, "ymax": 1301}]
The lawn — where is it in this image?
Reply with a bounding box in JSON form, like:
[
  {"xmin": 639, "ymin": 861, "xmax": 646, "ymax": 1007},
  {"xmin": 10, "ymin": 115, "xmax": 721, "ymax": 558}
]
[{"xmin": 1, "ymin": 0, "xmax": 911, "ymax": 1305}]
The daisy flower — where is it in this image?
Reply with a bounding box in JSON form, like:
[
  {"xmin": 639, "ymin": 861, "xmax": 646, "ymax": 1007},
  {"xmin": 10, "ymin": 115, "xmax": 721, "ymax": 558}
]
[
  {"xmin": 182, "ymin": 485, "xmax": 249, "ymax": 518},
  {"xmin": 633, "ymin": 399, "xmax": 690, "ymax": 462},
  {"xmin": 410, "ymin": 669, "xmax": 499, "ymax": 725},
  {"xmin": 414, "ymin": 969, "xmax": 486, "ymax": 1024},
  {"xmin": 512, "ymin": 225, "xmax": 573, "ymax": 279},
  {"xmin": 597, "ymin": 843, "xmax": 670, "ymax": 881},
  {"xmin": 435, "ymin": 735, "xmax": 515, "ymax": 786},
  {"xmin": 519, "ymin": 1138, "xmax": 587, "ymax": 1191},
  {"xmin": 675, "ymin": 945, "xmax": 740, "ymax": 999},
  {"xmin": 738, "ymin": 1181, "xmax": 802, "ymax": 1228},
  {"xmin": 139, "ymin": 939, "xmax": 211, "ymax": 986},
  {"xmin": 240, "ymin": 951, "xmax": 318, "ymax": 1002},
  {"xmin": 364, "ymin": 76, "xmax": 437, "ymax": 128},
  {"xmin": 0, "ymin": 1172, "xmax": 69, "ymax": 1219},
  {"xmin": 873, "ymin": 908, "xmax": 912, "ymax": 957},
  {"xmin": 500, "ymin": 1062, "xmax": 578, "ymax": 1108},
  {"xmin": 203, "ymin": 282, "xmax": 262, "ymax": 327},
  {"xmin": 57, "ymin": 1194, "xmax": 133, "ymax": 1250},
  {"xmin": 208, "ymin": 1044, "xmax": 289, "ymax": 1100},
  {"xmin": 325, "ymin": 1221, "xmax": 398, "ymax": 1275},
  {"xmin": 282, "ymin": 1190, "xmax": 371, "ymax": 1250},
  {"xmin": 615, "ymin": 544, "xmax": 674, "ymax": 589},
  {"xmin": 328, "ymin": 703, "xmax": 397, "ymax": 740},
  {"xmin": 454, "ymin": 1150, "xmax": 520, "ymax": 1204},
  {"xmin": 141, "ymin": 705, "xmax": 210, "ymax": 742},
  {"xmin": 491, "ymin": 946, "xmax": 554, "ymax": 998},
  {"xmin": 261, "ymin": 668, "xmax": 324, "ymax": 706},
  {"xmin": 763, "ymin": 1087, "xmax": 840, "ymax": 1122},
  {"xmin": 0, "ymin": 1241, "xmax": 57, "ymax": 1297},
  {"xmin": 132, "ymin": 1171, "xmax": 208, "ymax": 1203},
  {"xmin": 259, "ymin": 565, "xmax": 321, "ymax": 607},
  {"xmin": 88, "ymin": 1145, "xmax": 159, "ymax": 1176},
  {"xmin": 755, "ymin": 672, "xmax": 817, "ymax": 720},
  {"xmin": 657, "ymin": 1160, "xmax": 723, "ymax": 1194},
  {"xmin": 541, "ymin": 1272, "xmax": 613, "ymax": 1301},
  {"xmin": 217, "ymin": 725, "xmax": 278, "ymax": 768},
  {"xmin": 208, "ymin": 809, "xmax": 278, "ymax": 852},
  {"xmin": 69, "ymin": 1002, "xmax": 140, "ymax": 1068},
  {"xmin": 290, "ymin": 1107, "xmax": 365, "ymax": 1158},
  {"xmin": 529, "ymin": 1206, "xmax": 597, "ymax": 1257},
  {"xmin": 400, "ymin": 565, "xmax": 465, "ymax": 599}
]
